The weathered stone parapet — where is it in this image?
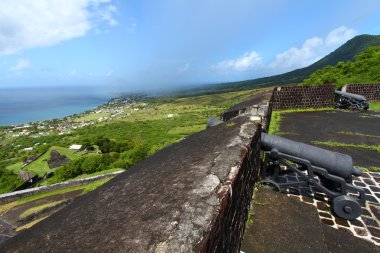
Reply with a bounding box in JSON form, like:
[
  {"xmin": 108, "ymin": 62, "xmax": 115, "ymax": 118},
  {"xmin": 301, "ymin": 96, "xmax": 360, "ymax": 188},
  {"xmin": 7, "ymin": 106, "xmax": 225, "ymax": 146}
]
[
  {"xmin": 343, "ymin": 83, "xmax": 380, "ymax": 101},
  {"xmin": 2, "ymin": 117, "xmax": 261, "ymax": 253},
  {"xmin": 221, "ymin": 89, "xmax": 273, "ymax": 131},
  {"xmin": 271, "ymin": 85, "xmax": 335, "ymax": 110},
  {"xmin": 0, "ymin": 171, "xmax": 124, "ymax": 205}
]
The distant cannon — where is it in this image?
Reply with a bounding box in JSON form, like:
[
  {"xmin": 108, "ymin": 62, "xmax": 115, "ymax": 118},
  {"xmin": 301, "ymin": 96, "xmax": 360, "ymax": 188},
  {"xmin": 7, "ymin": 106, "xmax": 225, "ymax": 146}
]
[
  {"xmin": 334, "ymin": 90, "xmax": 369, "ymax": 110},
  {"xmin": 261, "ymin": 133, "xmax": 365, "ymax": 220}
]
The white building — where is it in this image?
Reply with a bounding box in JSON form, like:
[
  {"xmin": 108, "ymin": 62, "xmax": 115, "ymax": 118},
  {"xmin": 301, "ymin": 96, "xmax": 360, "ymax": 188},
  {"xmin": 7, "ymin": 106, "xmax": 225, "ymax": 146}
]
[{"xmin": 69, "ymin": 144, "xmax": 82, "ymax": 150}]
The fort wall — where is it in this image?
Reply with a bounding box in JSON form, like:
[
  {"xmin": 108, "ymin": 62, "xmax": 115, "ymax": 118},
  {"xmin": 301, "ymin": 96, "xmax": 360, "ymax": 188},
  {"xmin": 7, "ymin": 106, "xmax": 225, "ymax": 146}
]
[
  {"xmin": 271, "ymin": 85, "xmax": 335, "ymax": 110},
  {"xmin": 343, "ymin": 83, "xmax": 380, "ymax": 101}
]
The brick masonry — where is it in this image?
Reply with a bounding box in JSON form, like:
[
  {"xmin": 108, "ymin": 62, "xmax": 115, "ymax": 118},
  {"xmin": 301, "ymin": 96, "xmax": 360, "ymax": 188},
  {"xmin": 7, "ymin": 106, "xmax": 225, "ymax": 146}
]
[
  {"xmin": 271, "ymin": 85, "xmax": 335, "ymax": 110},
  {"xmin": 344, "ymin": 84, "xmax": 380, "ymax": 101}
]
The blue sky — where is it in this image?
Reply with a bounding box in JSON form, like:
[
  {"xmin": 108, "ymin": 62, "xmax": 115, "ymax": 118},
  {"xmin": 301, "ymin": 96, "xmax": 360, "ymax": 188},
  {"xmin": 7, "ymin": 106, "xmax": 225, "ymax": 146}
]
[{"xmin": 0, "ymin": 0, "xmax": 379, "ymax": 93}]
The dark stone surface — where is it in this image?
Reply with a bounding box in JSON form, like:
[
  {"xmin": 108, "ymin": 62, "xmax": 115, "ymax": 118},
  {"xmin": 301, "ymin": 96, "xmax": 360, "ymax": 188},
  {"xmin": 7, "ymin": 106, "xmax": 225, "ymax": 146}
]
[
  {"xmin": 366, "ymin": 195, "xmax": 379, "ymax": 204},
  {"xmin": 322, "ymin": 225, "xmax": 379, "ymax": 253},
  {"xmin": 280, "ymin": 110, "xmax": 380, "ymax": 168},
  {"xmin": 362, "ymin": 217, "xmax": 378, "ymax": 227},
  {"xmin": 321, "ymin": 218, "xmax": 335, "ymax": 226},
  {"xmin": 370, "ymin": 186, "xmax": 380, "ymax": 192},
  {"xmin": 1, "ymin": 117, "xmax": 261, "ymax": 253},
  {"xmin": 47, "ymin": 150, "xmax": 70, "ymax": 169},
  {"xmin": 317, "ymin": 201, "xmax": 330, "ymax": 211},
  {"xmin": 241, "ymin": 187, "xmax": 380, "ymax": 253},
  {"xmin": 335, "ymin": 217, "xmax": 349, "ymax": 227},
  {"xmin": 319, "ymin": 212, "xmax": 333, "ymax": 219},
  {"xmin": 241, "ymin": 187, "xmax": 329, "ymax": 253},
  {"xmin": 350, "ymin": 218, "xmax": 365, "ymax": 227},
  {"xmin": 370, "ymin": 205, "xmax": 380, "ymax": 220},
  {"xmin": 368, "ymin": 227, "xmax": 380, "ymax": 238}
]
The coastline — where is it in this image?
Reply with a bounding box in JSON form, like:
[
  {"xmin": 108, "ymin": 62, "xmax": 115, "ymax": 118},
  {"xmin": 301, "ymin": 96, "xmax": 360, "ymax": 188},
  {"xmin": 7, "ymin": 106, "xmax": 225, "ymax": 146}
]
[{"xmin": 0, "ymin": 86, "xmax": 113, "ymax": 126}]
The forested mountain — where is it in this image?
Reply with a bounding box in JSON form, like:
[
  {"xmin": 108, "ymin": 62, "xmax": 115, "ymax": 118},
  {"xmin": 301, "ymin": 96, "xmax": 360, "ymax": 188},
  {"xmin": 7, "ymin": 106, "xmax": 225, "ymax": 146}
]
[{"xmin": 302, "ymin": 45, "xmax": 380, "ymax": 88}]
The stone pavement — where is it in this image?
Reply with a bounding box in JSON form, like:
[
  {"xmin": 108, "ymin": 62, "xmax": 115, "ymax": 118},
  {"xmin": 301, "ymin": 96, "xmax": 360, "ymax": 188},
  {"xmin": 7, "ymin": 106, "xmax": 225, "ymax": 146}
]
[
  {"xmin": 278, "ymin": 171, "xmax": 380, "ymax": 246},
  {"xmin": 241, "ymin": 187, "xmax": 380, "ymax": 253}
]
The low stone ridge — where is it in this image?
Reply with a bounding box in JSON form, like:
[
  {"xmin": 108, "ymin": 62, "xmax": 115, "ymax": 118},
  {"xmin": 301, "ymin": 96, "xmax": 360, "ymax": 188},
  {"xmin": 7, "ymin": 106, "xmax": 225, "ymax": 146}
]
[
  {"xmin": 47, "ymin": 150, "xmax": 70, "ymax": 169},
  {"xmin": 271, "ymin": 85, "xmax": 335, "ymax": 110},
  {"xmin": 344, "ymin": 83, "xmax": 380, "ymax": 101},
  {"xmin": 1, "ymin": 116, "xmax": 261, "ymax": 253}
]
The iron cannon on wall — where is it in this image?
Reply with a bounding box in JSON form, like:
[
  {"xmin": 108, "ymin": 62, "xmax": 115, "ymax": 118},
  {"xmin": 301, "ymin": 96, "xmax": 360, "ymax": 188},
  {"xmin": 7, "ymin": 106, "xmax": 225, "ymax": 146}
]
[
  {"xmin": 334, "ymin": 90, "xmax": 369, "ymax": 110},
  {"xmin": 260, "ymin": 133, "xmax": 365, "ymax": 220}
]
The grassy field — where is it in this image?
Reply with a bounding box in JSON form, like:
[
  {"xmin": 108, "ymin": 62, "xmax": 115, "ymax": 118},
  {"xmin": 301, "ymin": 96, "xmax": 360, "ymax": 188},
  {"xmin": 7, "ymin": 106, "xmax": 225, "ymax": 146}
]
[
  {"xmin": 268, "ymin": 108, "xmax": 334, "ymax": 135},
  {"xmin": 19, "ymin": 200, "xmax": 65, "ymax": 219},
  {"xmin": 22, "ymin": 146, "xmax": 85, "ymax": 176},
  {"xmin": 370, "ymin": 101, "xmax": 380, "ymax": 110},
  {"xmin": 67, "ymin": 89, "xmax": 260, "ymax": 154},
  {"xmin": 6, "ymin": 161, "xmax": 23, "ymax": 174},
  {"xmin": 74, "ymin": 112, "xmax": 111, "ymax": 122}
]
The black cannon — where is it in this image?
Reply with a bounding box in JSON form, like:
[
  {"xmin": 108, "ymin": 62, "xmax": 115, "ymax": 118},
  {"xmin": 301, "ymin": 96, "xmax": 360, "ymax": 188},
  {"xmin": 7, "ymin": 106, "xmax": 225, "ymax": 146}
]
[
  {"xmin": 261, "ymin": 133, "xmax": 365, "ymax": 220},
  {"xmin": 335, "ymin": 90, "xmax": 369, "ymax": 110}
]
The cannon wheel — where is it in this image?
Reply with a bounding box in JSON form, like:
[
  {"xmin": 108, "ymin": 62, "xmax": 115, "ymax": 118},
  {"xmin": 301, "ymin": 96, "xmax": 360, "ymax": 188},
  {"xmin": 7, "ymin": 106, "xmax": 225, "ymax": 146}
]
[{"xmin": 332, "ymin": 195, "xmax": 361, "ymax": 220}]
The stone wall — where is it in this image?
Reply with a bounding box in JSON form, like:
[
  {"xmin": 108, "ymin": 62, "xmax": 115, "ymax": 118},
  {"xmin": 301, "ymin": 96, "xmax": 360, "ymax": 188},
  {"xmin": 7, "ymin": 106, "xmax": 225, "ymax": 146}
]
[
  {"xmin": 2, "ymin": 117, "xmax": 262, "ymax": 253},
  {"xmin": 0, "ymin": 171, "xmax": 124, "ymax": 205},
  {"xmin": 343, "ymin": 84, "xmax": 380, "ymax": 101},
  {"xmin": 271, "ymin": 85, "xmax": 335, "ymax": 110},
  {"xmin": 221, "ymin": 89, "xmax": 273, "ymax": 131}
]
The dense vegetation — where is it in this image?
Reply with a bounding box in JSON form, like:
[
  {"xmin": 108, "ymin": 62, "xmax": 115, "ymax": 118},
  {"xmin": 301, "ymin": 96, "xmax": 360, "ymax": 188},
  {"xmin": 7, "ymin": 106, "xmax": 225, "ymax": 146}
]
[
  {"xmin": 302, "ymin": 45, "xmax": 380, "ymax": 88},
  {"xmin": 0, "ymin": 168, "xmax": 23, "ymax": 194}
]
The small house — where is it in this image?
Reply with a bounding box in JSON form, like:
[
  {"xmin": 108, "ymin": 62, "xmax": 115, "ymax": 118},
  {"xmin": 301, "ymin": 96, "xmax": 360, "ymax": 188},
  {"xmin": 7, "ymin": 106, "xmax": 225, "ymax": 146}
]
[{"xmin": 69, "ymin": 144, "xmax": 82, "ymax": 150}]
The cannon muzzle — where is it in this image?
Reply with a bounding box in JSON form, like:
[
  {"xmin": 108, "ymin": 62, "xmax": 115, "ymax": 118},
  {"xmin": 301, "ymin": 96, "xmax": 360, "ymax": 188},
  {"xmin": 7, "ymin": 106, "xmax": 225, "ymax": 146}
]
[{"xmin": 334, "ymin": 90, "xmax": 366, "ymax": 101}]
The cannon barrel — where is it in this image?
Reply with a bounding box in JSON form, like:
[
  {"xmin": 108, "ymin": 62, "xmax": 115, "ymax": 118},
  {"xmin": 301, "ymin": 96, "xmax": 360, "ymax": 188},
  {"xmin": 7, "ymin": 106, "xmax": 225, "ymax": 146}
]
[
  {"xmin": 261, "ymin": 133, "xmax": 362, "ymax": 180},
  {"xmin": 335, "ymin": 90, "xmax": 366, "ymax": 101}
]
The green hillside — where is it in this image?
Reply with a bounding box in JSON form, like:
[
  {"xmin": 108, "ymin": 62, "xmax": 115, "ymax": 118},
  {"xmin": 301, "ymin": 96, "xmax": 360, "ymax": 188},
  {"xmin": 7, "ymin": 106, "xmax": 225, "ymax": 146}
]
[
  {"xmin": 302, "ymin": 45, "xmax": 380, "ymax": 88},
  {"xmin": 22, "ymin": 146, "xmax": 85, "ymax": 176}
]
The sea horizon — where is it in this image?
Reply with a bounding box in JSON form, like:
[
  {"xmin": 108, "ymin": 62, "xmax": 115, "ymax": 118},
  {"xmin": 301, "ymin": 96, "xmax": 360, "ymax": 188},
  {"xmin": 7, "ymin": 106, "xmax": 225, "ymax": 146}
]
[{"xmin": 0, "ymin": 86, "xmax": 113, "ymax": 126}]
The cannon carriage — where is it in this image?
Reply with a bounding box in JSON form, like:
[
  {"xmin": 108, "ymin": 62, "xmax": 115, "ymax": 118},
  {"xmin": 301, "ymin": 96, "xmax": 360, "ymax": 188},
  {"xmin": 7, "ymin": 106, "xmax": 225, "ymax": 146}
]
[
  {"xmin": 334, "ymin": 90, "xmax": 369, "ymax": 110},
  {"xmin": 261, "ymin": 133, "xmax": 366, "ymax": 220}
]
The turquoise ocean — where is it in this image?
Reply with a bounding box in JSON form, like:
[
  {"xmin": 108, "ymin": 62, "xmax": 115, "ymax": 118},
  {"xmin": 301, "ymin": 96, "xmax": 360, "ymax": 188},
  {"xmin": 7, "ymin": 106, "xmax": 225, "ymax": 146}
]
[{"xmin": 0, "ymin": 87, "xmax": 112, "ymax": 126}]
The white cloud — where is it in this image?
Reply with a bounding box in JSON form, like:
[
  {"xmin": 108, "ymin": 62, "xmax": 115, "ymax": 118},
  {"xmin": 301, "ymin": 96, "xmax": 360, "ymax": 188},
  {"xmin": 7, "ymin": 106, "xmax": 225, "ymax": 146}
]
[
  {"xmin": 11, "ymin": 59, "xmax": 32, "ymax": 72},
  {"xmin": 97, "ymin": 4, "xmax": 118, "ymax": 27},
  {"xmin": 270, "ymin": 37, "xmax": 323, "ymax": 70},
  {"xmin": 0, "ymin": 0, "xmax": 118, "ymax": 55},
  {"xmin": 212, "ymin": 51, "xmax": 262, "ymax": 72},
  {"xmin": 270, "ymin": 26, "xmax": 357, "ymax": 71},
  {"xmin": 325, "ymin": 26, "xmax": 357, "ymax": 47}
]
